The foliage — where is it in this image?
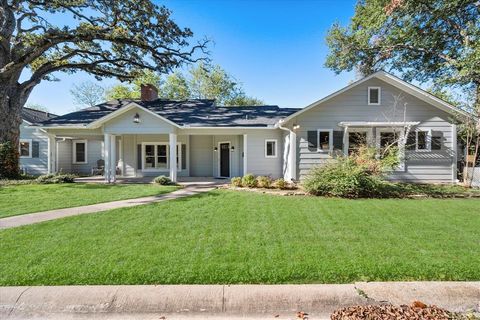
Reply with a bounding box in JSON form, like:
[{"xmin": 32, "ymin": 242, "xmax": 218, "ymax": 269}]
[
  {"xmin": 0, "ymin": 142, "xmax": 20, "ymax": 179},
  {"xmin": 303, "ymin": 146, "xmax": 398, "ymax": 198},
  {"xmin": 153, "ymin": 175, "xmax": 173, "ymax": 185},
  {"xmin": 1, "ymin": 189, "xmax": 479, "ymax": 285},
  {"xmin": 230, "ymin": 177, "xmax": 242, "ymax": 187},
  {"xmin": 241, "ymin": 174, "xmax": 257, "ymax": 188},
  {"xmin": 106, "ymin": 63, "xmax": 264, "ymax": 106},
  {"xmin": 256, "ymin": 176, "xmax": 272, "ymax": 188},
  {"xmin": 36, "ymin": 174, "xmax": 77, "ymax": 184},
  {"xmin": 70, "ymin": 81, "xmax": 105, "ymax": 109},
  {"xmin": 273, "ymin": 178, "xmax": 288, "ymax": 190}
]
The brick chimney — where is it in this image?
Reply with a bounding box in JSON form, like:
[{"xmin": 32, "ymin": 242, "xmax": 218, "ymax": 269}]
[{"xmin": 140, "ymin": 84, "xmax": 158, "ymax": 101}]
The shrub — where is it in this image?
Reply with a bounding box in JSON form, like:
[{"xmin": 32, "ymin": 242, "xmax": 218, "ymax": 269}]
[
  {"xmin": 153, "ymin": 175, "xmax": 172, "ymax": 185},
  {"xmin": 36, "ymin": 173, "xmax": 76, "ymax": 184},
  {"xmin": 231, "ymin": 177, "xmax": 242, "ymax": 187},
  {"xmin": 241, "ymin": 174, "xmax": 257, "ymax": 188},
  {"xmin": 273, "ymin": 178, "xmax": 288, "ymax": 189},
  {"xmin": 256, "ymin": 176, "xmax": 272, "ymax": 188},
  {"xmin": 0, "ymin": 142, "xmax": 20, "ymax": 179}
]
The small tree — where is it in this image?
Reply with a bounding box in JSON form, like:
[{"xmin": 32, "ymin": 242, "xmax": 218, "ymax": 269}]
[{"xmin": 70, "ymin": 81, "xmax": 105, "ymax": 109}]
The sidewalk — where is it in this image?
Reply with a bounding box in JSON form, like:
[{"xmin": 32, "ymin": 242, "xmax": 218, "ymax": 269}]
[
  {"xmin": 0, "ymin": 185, "xmax": 214, "ymax": 230},
  {"xmin": 1, "ymin": 282, "xmax": 478, "ymax": 319}
]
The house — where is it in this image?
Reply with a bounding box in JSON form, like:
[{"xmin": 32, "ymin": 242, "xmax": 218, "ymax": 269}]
[
  {"xmin": 19, "ymin": 107, "xmax": 57, "ymax": 175},
  {"xmin": 30, "ymin": 71, "xmax": 470, "ymax": 183}
]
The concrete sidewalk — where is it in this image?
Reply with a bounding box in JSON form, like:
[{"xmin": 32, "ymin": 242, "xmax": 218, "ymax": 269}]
[
  {"xmin": 1, "ymin": 282, "xmax": 479, "ymax": 319},
  {"xmin": 0, "ymin": 185, "xmax": 214, "ymax": 230}
]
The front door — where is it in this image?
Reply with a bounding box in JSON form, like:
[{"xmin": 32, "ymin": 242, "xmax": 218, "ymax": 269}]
[{"xmin": 220, "ymin": 143, "xmax": 230, "ymax": 177}]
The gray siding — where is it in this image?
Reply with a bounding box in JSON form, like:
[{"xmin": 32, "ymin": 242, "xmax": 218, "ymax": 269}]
[
  {"xmin": 190, "ymin": 135, "xmax": 214, "ymax": 177},
  {"xmin": 56, "ymin": 140, "xmax": 72, "ymax": 173},
  {"xmin": 245, "ymin": 130, "xmax": 283, "ymax": 179},
  {"xmin": 290, "ymin": 78, "xmax": 455, "ymax": 182},
  {"xmin": 103, "ymin": 108, "xmax": 175, "ymax": 134},
  {"xmin": 19, "ymin": 122, "xmax": 49, "ymax": 176},
  {"xmin": 70, "ymin": 137, "xmax": 104, "ymax": 175}
]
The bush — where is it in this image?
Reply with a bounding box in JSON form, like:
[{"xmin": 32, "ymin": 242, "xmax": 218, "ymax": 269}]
[
  {"xmin": 231, "ymin": 177, "xmax": 242, "ymax": 187},
  {"xmin": 256, "ymin": 176, "xmax": 272, "ymax": 188},
  {"xmin": 153, "ymin": 175, "xmax": 173, "ymax": 185},
  {"xmin": 241, "ymin": 174, "xmax": 257, "ymax": 188},
  {"xmin": 273, "ymin": 178, "xmax": 288, "ymax": 190},
  {"xmin": 36, "ymin": 173, "xmax": 76, "ymax": 184},
  {"xmin": 0, "ymin": 142, "xmax": 20, "ymax": 179}
]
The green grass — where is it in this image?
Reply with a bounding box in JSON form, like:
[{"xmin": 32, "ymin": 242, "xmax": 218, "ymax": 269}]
[
  {"xmin": 1, "ymin": 189, "xmax": 479, "ymax": 285},
  {"xmin": 0, "ymin": 183, "xmax": 178, "ymax": 218}
]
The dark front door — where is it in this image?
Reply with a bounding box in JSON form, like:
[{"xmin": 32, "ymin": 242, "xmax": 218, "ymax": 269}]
[{"xmin": 220, "ymin": 143, "xmax": 230, "ymax": 177}]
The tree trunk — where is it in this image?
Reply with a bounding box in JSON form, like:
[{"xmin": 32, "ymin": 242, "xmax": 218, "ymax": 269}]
[{"xmin": 0, "ymin": 80, "xmax": 31, "ymax": 178}]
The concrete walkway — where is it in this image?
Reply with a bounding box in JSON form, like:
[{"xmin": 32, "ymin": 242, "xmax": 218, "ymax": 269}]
[
  {"xmin": 0, "ymin": 184, "xmax": 217, "ymax": 230},
  {"xmin": 1, "ymin": 282, "xmax": 478, "ymax": 319}
]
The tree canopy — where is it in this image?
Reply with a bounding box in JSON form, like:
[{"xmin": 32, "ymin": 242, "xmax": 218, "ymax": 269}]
[
  {"xmin": 70, "ymin": 81, "xmax": 105, "ymax": 108},
  {"xmin": 105, "ymin": 63, "xmax": 264, "ymax": 106}
]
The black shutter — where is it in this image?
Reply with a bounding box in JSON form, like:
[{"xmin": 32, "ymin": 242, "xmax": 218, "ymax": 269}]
[
  {"xmin": 137, "ymin": 144, "xmax": 142, "ymax": 170},
  {"xmin": 32, "ymin": 141, "xmax": 40, "ymax": 158},
  {"xmin": 181, "ymin": 144, "xmax": 187, "ymax": 170},
  {"xmin": 307, "ymin": 131, "xmax": 317, "ymax": 151},
  {"xmin": 333, "ymin": 131, "xmax": 344, "ymax": 150},
  {"xmin": 431, "ymin": 131, "xmax": 443, "ymax": 150}
]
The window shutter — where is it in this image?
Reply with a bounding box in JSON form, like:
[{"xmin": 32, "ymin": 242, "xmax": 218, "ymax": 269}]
[
  {"xmin": 32, "ymin": 141, "xmax": 40, "ymax": 158},
  {"xmin": 181, "ymin": 144, "xmax": 187, "ymax": 170},
  {"xmin": 307, "ymin": 131, "xmax": 317, "ymax": 151},
  {"xmin": 431, "ymin": 131, "xmax": 443, "ymax": 150},
  {"xmin": 332, "ymin": 131, "xmax": 344, "ymax": 150},
  {"xmin": 137, "ymin": 144, "xmax": 142, "ymax": 170}
]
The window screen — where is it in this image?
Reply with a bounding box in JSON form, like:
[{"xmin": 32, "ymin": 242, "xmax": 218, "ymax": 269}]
[
  {"xmin": 369, "ymin": 88, "xmax": 380, "ymax": 104},
  {"xmin": 318, "ymin": 131, "xmax": 330, "ymax": 150}
]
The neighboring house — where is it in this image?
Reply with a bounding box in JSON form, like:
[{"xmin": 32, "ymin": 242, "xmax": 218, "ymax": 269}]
[
  {"xmin": 30, "ymin": 71, "xmax": 472, "ymax": 183},
  {"xmin": 19, "ymin": 107, "xmax": 57, "ymax": 175}
]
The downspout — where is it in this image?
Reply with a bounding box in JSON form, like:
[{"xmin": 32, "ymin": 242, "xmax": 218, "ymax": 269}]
[{"xmin": 277, "ymin": 120, "xmax": 297, "ymax": 181}]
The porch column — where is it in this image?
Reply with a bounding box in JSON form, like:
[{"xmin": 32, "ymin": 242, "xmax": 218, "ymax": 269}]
[
  {"xmin": 342, "ymin": 126, "xmax": 349, "ymax": 155},
  {"xmin": 169, "ymin": 133, "xmax": 177, "ymax": 182},
  {"xmin": 104, "ymin": 133, "xmax": 111, "ymax": 183},
  {"xmin": 110, "ymin": 135, "xmax": 116, "ymax": 183},
  {"xmin": 452, "ymin": 123, "xmax": 457, "ymax": 183},
  {"xmin": 47, "ymin": 134, "xmax": 56, "ymax": 174},
  {"xmin": 243, "ymin": 134, "xmax": 248, "ymax": 175},
  {"xmin": 289, "ymin": 130, "xmax": 297, "ymax": 181}
]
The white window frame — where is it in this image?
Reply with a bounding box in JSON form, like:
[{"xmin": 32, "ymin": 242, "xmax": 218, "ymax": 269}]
[
  {"xmin": 72, "ymin": 139, "xmax": 88, "ymax": 164},
  {"xmin": 415, "ymin": 129, "xmax": 431, "ymax": 152},
  {"xmin": 343, "ymin": 128, "xmax": 374, "ymax": 155},
  {"xmin": 317, "ymin": 129, "xmax": 333, "ymax": 152},
  {"xmin": 368, "ymin": 86, "xmax": 381, "ymax": 105},
  {"xmin": 265, "ymin": 139, "xmax": 278, "ymax": 158},
  {"xmin": 19, "ymin": 139, "xmax": 32, "ymax": 158},
  {"xmin": 141, "ymin": 142, "xmax": 182, "ymax": 172}
]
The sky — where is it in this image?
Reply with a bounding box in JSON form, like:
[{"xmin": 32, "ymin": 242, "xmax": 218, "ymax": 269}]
[{"xmin": 26, "ymin": 0, "xmax": 357, "ymax": 115}]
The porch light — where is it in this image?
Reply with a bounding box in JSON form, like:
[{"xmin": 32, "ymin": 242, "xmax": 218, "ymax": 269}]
[
  {"xmin": 214, "ymin": 146, "xmax": 218, "ymax": 151},
  {"xmin": 293, "ymin": 124, "xmax": 300, "ymax": 130},
  {"xmin": 133, "ymin": 113, "xmax": 140, "ymax": 124},
  {"xmin": 231, "ymin": 146, "xmax": 235, "ymax": 151}
]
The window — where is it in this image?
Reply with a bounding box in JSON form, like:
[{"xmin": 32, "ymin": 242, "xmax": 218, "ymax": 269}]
[
  {"xmin": 368, "ymin": 87, "xmax": 381, "ymax": 105},
  {"xmin": 142, "ymin": 143, "xmax": 185, "ymax": 170},
  {"xmin": 265, "ymin": 139, "xmax": 277, "ymax": 158},
  {"xmin": 318, "ymin": 129, "xmax": 333, "ymax": 151},
  {"xmin": 156, "ymin": 145, "xmax": 168, "ymax": 169},
  {"xmin": 73, "ymin": 140, "xmax": 87, "ymax": 164},
  {"xmin": 19, "ymin": 139, "xmax": 32, "ymax": 158},
  {"xmin": 379, "ymin": 131, "xmax": 398, "ymax": 153},
  {"xmin": 406, "ymin": 130, "xmax": 430, "ymax": 151},
  {"xmin": 348, "ymin": 132, "xmax": 367, "ymax": 154}
]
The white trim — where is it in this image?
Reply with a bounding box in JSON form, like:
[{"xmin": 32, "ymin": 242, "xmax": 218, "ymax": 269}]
[
  {"xmin": 142, "ymin": 142, "xmax": 169, "ymax": 172},
  {"xmin": 451, "ymin": 123, "xmax": 457, "ymax": 183},
  {"xmin": 182, "ymin": 126, "xmax": 277, "ymax": 130},
  {"xmin": 19, "ymin": 139, "xmax": 32, "ymax": 158},
  {"xmin": 217, "ymin": 141, "xmax": 231, "ymax": 178},
  {"xmin": 339, "ymin": 121, "xmax": 420, "ymax": 127},
  {"xmin": 72, "ymin": 139, "xmax": 88, "ymax": 164},
  {"xmin": 265, "ymin": 139, "xmax": 278, "ymax": 158},
  {"xmin": 88, "ymin": 102, "xmax": 181, "ymax": 129},
  {"xmin": 281, "ymin": 70, "xmax": 474, "ymax": 123},
  {"xmin": 368, "ymin": 86, "xmax": 381, "ymax": 105},
  {"xmin": 405, "ymin": 129, "xmax": 432, "ymax": 152},
  {"xmin": 243, "ymin": 134, "xmax": 248, "ymax": 175},
  {"xmin": 317, "ymin": 129, "xmax": 333, "ymax": 152}
]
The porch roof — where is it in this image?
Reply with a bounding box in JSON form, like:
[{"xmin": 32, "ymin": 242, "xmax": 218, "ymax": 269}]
[
  {"xmin": 35, "ymin": 99, "xmax": 299, "ymax": 128},
  {"xmin": 338, "ymin": 121, "xmax": 420, "ymax": 127}
]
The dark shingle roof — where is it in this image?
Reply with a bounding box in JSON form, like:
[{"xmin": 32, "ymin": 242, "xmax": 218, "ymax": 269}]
[
  {"xmin": 38, "ymin": 99, "xmax": 299, "ymax": 128},
  {"xmin": 22, "ymin": 107, "xmax": 57, "ymax": 123}
]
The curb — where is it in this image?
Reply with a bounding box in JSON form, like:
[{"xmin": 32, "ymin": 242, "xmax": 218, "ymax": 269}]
[{"xmin": 1, "ymin": 282, "xmax": 479, "ymax": 319}]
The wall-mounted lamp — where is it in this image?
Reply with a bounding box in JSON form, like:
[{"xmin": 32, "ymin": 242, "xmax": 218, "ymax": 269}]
[
  {"xmin": 293, "ymin": 124, "xmax": 300, "ymax": 130},
  {"xmin": 231, "ymin": 146, "xmax": 235, "ymax": 151},
  {"xmin": 133, "ymin": 113, "xmax": 140, "ymax": 124},
  {"xmin": 214, "ymin": 146, "xmax": 218, "ymax": 152}
]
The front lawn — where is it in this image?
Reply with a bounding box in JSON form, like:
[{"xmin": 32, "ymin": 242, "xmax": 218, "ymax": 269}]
[
  {"xmin": 0, "ymin": 183, "xmax": 179, "ymax": 218},
  {"xmin": 0, "ymin": 190, "xmax": 479, "ymax": 285}
]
